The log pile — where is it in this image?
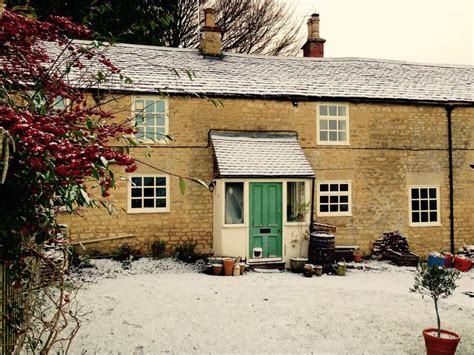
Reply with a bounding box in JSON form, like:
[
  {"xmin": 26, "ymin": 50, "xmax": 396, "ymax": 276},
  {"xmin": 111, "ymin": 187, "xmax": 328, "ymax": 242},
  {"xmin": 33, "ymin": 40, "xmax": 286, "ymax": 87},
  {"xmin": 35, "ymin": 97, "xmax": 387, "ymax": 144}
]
[{"xmin": 373, "ymin": 231, "xmax": 419, "ymax": 266}]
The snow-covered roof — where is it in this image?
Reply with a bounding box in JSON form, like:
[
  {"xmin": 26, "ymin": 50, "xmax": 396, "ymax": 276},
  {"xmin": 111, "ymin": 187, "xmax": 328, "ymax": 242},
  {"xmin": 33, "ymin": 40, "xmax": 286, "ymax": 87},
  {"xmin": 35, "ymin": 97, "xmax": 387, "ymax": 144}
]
[
  {"xmin": 210, "ymin": 131, "xmax": 315, "ymax": 178},
  {"xmin": 51, "ymin": 42, "xmax": 474, "ymax": 104}
]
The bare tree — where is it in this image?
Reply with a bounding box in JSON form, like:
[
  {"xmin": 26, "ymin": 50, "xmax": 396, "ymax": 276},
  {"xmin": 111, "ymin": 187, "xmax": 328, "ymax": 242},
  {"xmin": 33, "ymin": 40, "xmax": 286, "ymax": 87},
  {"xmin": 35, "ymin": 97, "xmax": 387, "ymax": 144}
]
[{"xmin": 163, "ymin": 0, "xmax": 304, "ymax": 56}]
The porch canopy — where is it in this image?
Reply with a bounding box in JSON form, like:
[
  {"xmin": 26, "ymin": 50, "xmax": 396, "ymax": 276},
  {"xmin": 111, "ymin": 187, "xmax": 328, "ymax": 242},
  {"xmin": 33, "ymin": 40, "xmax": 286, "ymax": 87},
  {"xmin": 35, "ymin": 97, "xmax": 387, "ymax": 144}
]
[{"xmin": 210, "ymin": 130, "xmax": 315, "ymax": 178}]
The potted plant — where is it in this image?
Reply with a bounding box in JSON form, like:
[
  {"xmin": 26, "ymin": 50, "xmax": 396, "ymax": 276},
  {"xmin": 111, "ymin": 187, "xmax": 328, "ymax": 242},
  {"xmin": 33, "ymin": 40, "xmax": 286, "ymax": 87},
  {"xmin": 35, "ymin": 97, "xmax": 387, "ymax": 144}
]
[
  {"xmin": 411, "ymin": 263, "xmax": 461, "ymax": 355},
  {"xmin": 289, "ymin": 201, "xmax": 311, "ymax": 273}
]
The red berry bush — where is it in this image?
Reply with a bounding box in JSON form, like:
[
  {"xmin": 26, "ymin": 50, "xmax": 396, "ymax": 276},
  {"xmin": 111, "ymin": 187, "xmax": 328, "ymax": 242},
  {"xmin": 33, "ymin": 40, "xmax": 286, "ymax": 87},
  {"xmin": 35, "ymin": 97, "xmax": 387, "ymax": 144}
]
[{"xmin": 0, "ymin": 8, "xmax": 136, "ymax": 252}]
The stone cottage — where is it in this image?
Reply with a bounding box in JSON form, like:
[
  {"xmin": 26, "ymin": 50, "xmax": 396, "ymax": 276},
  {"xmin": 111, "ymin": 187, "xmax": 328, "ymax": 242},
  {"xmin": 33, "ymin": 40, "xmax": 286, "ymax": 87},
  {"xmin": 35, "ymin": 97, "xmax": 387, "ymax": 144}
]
[{"xmin": 59, "ymin": 10, "xmax": 474, "ymax": 265}]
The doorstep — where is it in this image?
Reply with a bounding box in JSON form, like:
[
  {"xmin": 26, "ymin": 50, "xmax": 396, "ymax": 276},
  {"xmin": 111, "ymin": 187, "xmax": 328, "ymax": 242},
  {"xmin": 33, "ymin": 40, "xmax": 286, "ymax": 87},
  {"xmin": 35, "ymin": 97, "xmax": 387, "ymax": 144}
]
[{"xmin": 248, "ymin": 259, "xmax": 286, "ymax": 270}]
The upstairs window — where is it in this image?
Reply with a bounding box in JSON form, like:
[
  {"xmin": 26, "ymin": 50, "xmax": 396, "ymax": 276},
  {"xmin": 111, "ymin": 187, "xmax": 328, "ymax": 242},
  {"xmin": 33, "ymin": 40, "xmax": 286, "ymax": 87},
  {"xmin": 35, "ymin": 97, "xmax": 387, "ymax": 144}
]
[
  {"xmin": 410, "ymin": 186, "xmax": 440, "ymax": 226},
  {"xmin": 317, "ymin": 104, "xmax": 349, "ymax": 145},
  {"xmin": 317, "ymin": 181, "xmax": 351, "ymax": 216},
  {"xmin": 133, "ymin": 97, "xmax": 167, "ymax": 141}
]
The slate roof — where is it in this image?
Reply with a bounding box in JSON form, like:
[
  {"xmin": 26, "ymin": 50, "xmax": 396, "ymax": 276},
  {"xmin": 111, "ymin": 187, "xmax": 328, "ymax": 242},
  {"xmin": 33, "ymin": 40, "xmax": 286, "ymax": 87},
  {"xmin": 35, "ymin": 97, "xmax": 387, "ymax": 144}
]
[
  {"xmin": 210, "ymin": 131, "xmax": 315, "ymax": 178},
  {"xmin": 47, "ymin": 41, "xmax": 474, "ymax": 104}
]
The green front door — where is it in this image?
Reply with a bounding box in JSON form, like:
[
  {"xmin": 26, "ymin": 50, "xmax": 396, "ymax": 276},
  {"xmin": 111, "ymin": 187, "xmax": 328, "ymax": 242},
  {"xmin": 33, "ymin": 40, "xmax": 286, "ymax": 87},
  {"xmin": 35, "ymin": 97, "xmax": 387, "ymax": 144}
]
[{"xmin": 249, "ymin": 182, "xmax": 283, "ymax": 259}]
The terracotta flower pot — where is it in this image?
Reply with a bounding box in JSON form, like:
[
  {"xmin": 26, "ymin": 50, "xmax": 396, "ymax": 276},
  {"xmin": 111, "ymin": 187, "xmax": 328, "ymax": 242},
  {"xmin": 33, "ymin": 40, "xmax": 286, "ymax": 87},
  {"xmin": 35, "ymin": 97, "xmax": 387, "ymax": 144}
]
[
  {"xmin": 423, "ymin": 328, "xmax": 461, "ymax": 355},
  {"xmin": 223, "ymin": 258, "xmax": 234, "ymax": 276},
  {"xmin": 212, "ymin": 264, "xmax": 223, "ymax": 276}
]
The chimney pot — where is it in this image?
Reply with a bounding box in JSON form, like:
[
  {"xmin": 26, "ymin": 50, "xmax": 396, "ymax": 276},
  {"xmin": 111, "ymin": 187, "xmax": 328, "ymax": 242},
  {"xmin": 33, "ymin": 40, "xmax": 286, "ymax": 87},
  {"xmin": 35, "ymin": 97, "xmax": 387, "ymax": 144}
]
[
  {"xmin": 204, "ymin": 8, "xmax": 216, "ymax": 28},
  {"xmin": 302, "ymin": 12, "xmax": 326, "ymax": 58},
  {"xmin": 200, "ymin": 8, "xmax": 222, "ymax": 57}
]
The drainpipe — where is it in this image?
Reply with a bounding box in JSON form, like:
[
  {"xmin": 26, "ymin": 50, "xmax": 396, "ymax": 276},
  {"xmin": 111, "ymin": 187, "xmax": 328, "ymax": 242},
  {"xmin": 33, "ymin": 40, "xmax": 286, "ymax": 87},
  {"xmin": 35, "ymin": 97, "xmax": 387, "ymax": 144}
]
[
  {"xmin": 310, "ymin": 177, "xmax": 316, "ymax": 232},
  {"xmin": 446, "ymin": 105, "xmax": 455, "ymax": 255}
]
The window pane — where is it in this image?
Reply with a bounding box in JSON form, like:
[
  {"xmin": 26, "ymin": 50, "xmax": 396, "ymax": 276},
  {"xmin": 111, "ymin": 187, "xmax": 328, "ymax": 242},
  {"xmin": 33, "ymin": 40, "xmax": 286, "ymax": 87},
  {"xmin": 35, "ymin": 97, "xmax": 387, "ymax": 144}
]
[
  {"xmin": 330, "ymin": 196, "xmax": 338, "ymax": 203},
  {"xmin": 338, "ymin": 132, "xmax": 346, "ymax": 141},
  {"xmin": 145, "ymin": 100, "xmax": 155, "ymax": 111},
  {"xmin": 225, "ymin": 183, "xmax": 244, "ymax": 224},
  {"xmin": 144, "ymin": 188, "xmax": 154, "ymax": 197},
  {"xmin": 157, "ymin": 114, "xmax": 165, "ymax": 126},
  {"xmin": 135, "ymin": 99, "xmax": 144, "ymax": 110},
  {"xmin": 320, "ymin": 184, "xmax": 329, "ymax": 192},
  {"xmin": 319, "ymin": 105, "xmax": 328, "ymax": 116},
  {"xmin": 132, "ymin": 177, "xmax": 142, "ymax": 187},
  {"xmin": 330, "ymin": 184, "xmax": 339, "ymax": 191},
  {"xmin": 144, "ymin": 199, "xmax": 154, "ymax": 208},
  {"xmin": 328, "ymin": 106, "xmax": 337, "ymax": 116},
  {"xmin": 53, "ymin": 97, "xmax": 66, "ymax": 109},
  {"xmin": 412, "ymin": 200, "xmax": 419, "ymax": 211},
  {"xmin": 411, "ymin": 189, "xmax": 419, "ymax": 199},
  {"xmin": 156, "ymin": 100, "xmax": 165, "ymax": 112},
  {"xmin": 329, "ymin": 132, "xmax": 338, "ymax": 141},
  {"xmin": 146, "ymin": 113, "xmax": 154, "ymax": 126},
  {"xmin": 429, "ymin": 200, "xmax": 437, "ymax": 210},
  {"xmin": 420, "ymin": 189, "xmax": 428, "ymax": 198},
  {"xmin": 320, "ymin": 119, "xmax": 328, "ymax": 130},
  {"xmin": 340, "ymin": 204, "xmax": 349, "ymax": 212},
  {"xmin": 338, "ymin": 120, "xmax": 346, "ymax": 130},
  {"xmin": 338, "ymin": 106, "xmax": 346, "ymax": 116},
  {"xmin": 157, "ymin": 127, "xmax": 166, "ymax": 134},
  {"xmin": 412, "ymin": 212, "xmax": 419, "ymax": 223},
  {"xmin": 420, "ymin": 212, "xmax": 429, "ymax": 222},
  {"xmin": 287, "ymin": 182, "xmax": 305, "ymax": 222},
  {"xmin": 340, "ymin": 196, "xmax": 348, "ymax": 203},
  {"xmin": 320, "ymin": 196, "xmax": 328, "ymax": 203},
  {"xmin": 156, "ymin": 188, "xmax": 166, "ymax": 197},
  {"xmin": 131, "ymin": 189, "xmax": 142, "ymax": 198},
  {"xmin": 329, "ymin": 204, "xmax": 338, "ymax": 212},
  {"xmin": 156, "ymin": 177, "xmax": 166, "ymax": 186},
  {"xmin": 320, "ymin": 131, "xmax": 328, "ymax": 141},
  {"xmin": 429, "ymin": 212, "xmax": 437, "ymax": 222},
  {"xmin": 429, "ymin": 188, "xmax": 437, "ymax": 198},
  {"xmin": 420, "ymin": 200, "xmax": 428, "ymax": 211},
  {"xmin": 320, "ymin": 204, "xmax": 328, "ymax": 212},
  {"xmin": 156, "ymin": 199, "xmax": 166, "ymax": 208},
  {"xmin": 329, "ymin": 120, "xmax": 337, "ymax": 129},
  {"xmin": 131, "ymin": 199, "xmax": 142, "ymax": 209},
  {"xmin": 144, "ymin": 177, "xmax": 154, "ymax": 186},
  {"xmin": 340, "ymin": 184, "xmax": 349, "ymax": 192}
]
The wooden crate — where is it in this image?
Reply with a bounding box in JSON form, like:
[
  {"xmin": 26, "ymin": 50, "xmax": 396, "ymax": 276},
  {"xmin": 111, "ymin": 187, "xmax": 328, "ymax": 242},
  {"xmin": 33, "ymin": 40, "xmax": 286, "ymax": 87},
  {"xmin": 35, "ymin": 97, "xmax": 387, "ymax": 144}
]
[{"xmin": 390, "ymin": 250, "xmax": 419, "ymax": 267}]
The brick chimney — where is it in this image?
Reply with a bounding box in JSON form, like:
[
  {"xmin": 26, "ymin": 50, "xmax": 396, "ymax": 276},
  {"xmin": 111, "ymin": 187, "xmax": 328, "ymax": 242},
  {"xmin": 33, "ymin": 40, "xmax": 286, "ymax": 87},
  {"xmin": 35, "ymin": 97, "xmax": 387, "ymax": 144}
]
[
  {"xmin": 302, "ymin": 13, "xmax": 326, "ymax": 58},
  {"xmin": 200, "ymin": 8, "xmax": 222, "ymax": 57}
]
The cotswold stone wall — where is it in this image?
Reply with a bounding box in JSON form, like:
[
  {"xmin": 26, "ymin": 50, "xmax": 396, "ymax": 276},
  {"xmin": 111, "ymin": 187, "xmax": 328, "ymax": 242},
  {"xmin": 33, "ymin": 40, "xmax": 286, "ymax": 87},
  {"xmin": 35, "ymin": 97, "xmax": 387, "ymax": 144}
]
[{"xmin": 58, "ymin": 96, "xmax": 474, "ymax": 257}]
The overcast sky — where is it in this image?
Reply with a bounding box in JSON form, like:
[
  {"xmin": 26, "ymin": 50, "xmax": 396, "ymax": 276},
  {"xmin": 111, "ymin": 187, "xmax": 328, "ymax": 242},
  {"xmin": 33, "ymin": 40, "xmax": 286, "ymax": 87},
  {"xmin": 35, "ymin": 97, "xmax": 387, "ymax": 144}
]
[{"xmin": 289, "ymin": 0, "xmax": 473, "ymax": 65}]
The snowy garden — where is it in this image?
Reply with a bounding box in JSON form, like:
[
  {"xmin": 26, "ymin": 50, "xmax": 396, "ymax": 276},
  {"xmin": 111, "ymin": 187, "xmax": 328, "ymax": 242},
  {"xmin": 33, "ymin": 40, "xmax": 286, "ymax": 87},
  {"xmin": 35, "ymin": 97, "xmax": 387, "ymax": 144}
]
[{"xmin": 68, "ymin": 258, "xmax": 474, "ymax": 354}]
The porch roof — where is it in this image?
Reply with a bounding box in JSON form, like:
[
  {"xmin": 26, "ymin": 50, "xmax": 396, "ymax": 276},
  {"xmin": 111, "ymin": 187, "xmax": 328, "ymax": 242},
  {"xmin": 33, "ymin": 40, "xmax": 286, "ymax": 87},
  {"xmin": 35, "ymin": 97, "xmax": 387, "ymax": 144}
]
[{"xmin": 210, "ymin": 131, "xmax": 315, "ymax": 178}]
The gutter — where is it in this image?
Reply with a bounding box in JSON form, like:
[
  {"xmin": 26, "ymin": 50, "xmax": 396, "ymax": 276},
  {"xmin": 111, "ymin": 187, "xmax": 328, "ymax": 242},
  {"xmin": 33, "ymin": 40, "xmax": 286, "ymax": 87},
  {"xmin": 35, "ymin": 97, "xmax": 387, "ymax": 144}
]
[{"xmin": 446, "ymin": 105, "xmax": 455, "ymax": 255}]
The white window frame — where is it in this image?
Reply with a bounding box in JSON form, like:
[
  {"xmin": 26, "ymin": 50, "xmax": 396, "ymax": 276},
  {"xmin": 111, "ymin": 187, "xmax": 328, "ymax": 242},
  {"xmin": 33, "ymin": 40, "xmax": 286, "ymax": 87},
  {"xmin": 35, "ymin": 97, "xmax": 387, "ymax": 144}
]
[
  {"xmin": 409, "ymin": 185, "xmax": 441, "ymax": 227},
  {"xmin": 317, "ymin": 180, "xmax": 352, "ymax": 216},
  {"xmin": 222, "ymin": 181, "xmax": 246, "ymax": 227},
  {"xmin": 285, "ymin": 181, "xmax": 309, "ymax": 225},
  {"xmin": 127, "ymin": 174, "xmax": 170, "ymax": 213},
  {"xmin": 316, "ymin": 103, "xmax": 350, "ymax": 145},
  {"xmin": 131, "ymin": 96, "xmax": 169, "ymax": 143}
]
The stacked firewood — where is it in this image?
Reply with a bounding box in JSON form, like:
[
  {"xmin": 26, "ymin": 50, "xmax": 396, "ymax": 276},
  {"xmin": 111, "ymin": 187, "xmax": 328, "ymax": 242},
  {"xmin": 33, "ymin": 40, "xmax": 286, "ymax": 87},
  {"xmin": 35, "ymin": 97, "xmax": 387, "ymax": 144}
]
[{"xmin": 372, "ymin": 231, "xmax": 411, "ymax": 260}]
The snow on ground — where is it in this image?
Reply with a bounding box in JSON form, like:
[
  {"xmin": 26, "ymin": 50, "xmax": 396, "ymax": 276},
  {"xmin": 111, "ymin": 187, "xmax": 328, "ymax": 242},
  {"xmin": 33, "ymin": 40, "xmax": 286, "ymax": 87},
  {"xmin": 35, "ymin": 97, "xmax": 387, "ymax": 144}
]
[{"xmin": 69, "ymin": 259, "xmax": 473, "ymax": 354}]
